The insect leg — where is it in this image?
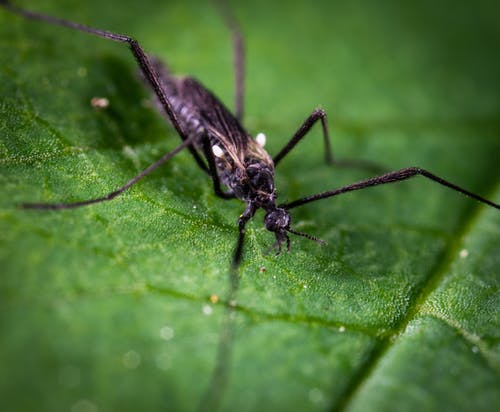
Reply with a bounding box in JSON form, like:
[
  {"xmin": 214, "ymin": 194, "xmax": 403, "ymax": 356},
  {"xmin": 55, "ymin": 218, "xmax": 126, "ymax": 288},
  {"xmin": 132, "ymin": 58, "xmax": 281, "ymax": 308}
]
[
  {"xmin": 21, "ymin": 136, "xmax": 197, "ymax": 210},
  {"xmin": 273, "ymin": 108, "xmax": 384, "ymax": 172},
  {"xmin": 232, "ymin": 206, "xmax": 255, "ymax": 270},
  {"xmin": 1, "ymin": 2, "xmax": 216, "ymax": 206},
  {"xmin": 216, "ymin": 0, "xmax": 245, "ymax": 122},
  {"xmin": 201, "ymin": 138, "xmax": 235, "ymax": 200},
  {"xmin": 1, "ymin": 2, "xmax": 190, "ymax": 150},
  {"xmin": 273, "ymin": 109, "xmax": 330, "ymax": 166},
  {"xmin": 145, "ymin": 56, "xmax": 211, "ymax": 175},
  {"xmin": 281, "ymin": 167, "xmax": 500, "ymax": 210}
]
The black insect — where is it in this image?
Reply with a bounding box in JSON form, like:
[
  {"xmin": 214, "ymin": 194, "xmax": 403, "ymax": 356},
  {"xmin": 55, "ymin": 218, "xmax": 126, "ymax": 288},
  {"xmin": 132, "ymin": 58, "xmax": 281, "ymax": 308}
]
[{"xmin": 2, "ymin": 0, "xmax": 499, "ymax": 272}]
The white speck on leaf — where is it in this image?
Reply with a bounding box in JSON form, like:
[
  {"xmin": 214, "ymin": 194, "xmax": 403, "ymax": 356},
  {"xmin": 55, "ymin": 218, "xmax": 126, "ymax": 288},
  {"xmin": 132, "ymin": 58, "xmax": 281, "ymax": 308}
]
[
  {"xmin": 77, "ymin": 67, "xmax": 87, "ymax": 77},
  {"xmin": 155, "ymin": 353, "xmax": 172, "ymax": 370},
  {"xmin": 71, "ymin": 399, "xmax": 98, "ymax": 412},
  {"xmin": 123, "ymin": 350, "xmax": 141, "ymax": 369},
  {"xmin": 90, "ymin": 97, "xmax": 109, "ymax": 108},
  {"xmin": 160, "ymin": 326, "xmax": 174, "ymax": 341},
  {"xmin": 309, "ymin": 388, "xmax": 324, "ymax": 403}
]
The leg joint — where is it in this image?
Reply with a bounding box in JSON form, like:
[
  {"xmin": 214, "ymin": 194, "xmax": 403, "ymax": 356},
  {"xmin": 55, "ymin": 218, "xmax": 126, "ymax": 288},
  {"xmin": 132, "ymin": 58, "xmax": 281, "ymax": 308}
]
[{"xmin": 313, "ymin": 108, "xmax": 327, "ymax": 119}]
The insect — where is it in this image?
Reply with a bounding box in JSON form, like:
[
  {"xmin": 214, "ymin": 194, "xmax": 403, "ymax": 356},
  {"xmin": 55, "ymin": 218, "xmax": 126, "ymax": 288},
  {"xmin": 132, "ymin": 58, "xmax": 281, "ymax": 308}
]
[{"xmin": 2, "ymin": 0, "xmax": 499, "ymax": 272}]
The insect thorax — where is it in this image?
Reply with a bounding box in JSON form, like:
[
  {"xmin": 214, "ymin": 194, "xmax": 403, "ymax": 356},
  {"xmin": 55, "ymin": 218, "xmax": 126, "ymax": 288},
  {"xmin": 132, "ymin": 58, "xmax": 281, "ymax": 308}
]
[{"xmin": 228, "ymin": 159, "xmax": 277, "ymax": 208}]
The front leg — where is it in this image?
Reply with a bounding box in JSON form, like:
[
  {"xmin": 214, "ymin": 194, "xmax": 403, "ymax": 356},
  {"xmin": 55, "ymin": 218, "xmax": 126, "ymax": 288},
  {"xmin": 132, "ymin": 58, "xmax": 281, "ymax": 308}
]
[{"xmin": 232, "ymin": 203, "xmax": 256, "ymax": 269}]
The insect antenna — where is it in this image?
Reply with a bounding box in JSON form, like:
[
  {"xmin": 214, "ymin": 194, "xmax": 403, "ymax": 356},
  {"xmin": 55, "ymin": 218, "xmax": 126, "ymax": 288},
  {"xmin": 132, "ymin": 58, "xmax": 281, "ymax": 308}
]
[
  {"xmin": 287, "ymin": 228, "xmax": 326, "ymax": 245},
  {"xmin": 264, "ymin": 228, "xmax": 326, "ymax": 256}
]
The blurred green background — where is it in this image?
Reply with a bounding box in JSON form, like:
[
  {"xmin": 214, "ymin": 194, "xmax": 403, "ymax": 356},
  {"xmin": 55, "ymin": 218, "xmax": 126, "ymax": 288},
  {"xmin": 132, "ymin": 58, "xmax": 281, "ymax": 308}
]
[{"xmin": 0, "ymin": 1, "xmax": 499, "ymax": 411}]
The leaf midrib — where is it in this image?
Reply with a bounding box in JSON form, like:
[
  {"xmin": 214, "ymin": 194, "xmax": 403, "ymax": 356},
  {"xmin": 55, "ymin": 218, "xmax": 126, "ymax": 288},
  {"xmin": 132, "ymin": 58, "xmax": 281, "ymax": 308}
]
[{"xmin": 329, "ymin": 179, "xmax": 500, "ymax": 411}]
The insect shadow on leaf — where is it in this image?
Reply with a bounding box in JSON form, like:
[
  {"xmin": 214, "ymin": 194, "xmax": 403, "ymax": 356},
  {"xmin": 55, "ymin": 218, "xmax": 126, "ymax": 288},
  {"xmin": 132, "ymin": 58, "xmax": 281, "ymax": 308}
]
[{"xmin": 2, "ymin": 1, "xmax": 499, "ymax": 410}]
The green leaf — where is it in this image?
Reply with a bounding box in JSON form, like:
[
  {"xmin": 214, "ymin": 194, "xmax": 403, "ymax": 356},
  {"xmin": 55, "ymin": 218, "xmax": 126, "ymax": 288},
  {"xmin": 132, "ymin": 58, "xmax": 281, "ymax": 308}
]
[{"xmin": 1, "ymin": 1, "xmax": 499, "ymax": 411}]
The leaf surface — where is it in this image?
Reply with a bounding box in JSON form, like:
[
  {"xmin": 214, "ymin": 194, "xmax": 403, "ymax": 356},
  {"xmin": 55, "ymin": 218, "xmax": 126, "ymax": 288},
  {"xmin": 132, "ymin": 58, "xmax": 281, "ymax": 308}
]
[{"xmin": 1, "ymin": 1, "xmax": 499, "ymax": 411}]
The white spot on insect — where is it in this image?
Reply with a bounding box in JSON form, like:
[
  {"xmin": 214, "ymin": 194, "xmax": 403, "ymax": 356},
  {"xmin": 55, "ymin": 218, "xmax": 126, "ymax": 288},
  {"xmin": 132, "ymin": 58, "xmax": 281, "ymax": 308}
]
[
  {"xmin": 212, "ymin": 144, "xmax": 224, "ymax": 158},
  {"xmin": 90, "ymin": 97, "xmax": 109, "ymax": 109},
  {"xmin": 255, "ymin": 132, "xmax": 266, "ymax": 147},
  {"xmin": 122, "ymin": 350, "xmax": 141, "ymax": 369},
  {"xmin": 459, "ymin": 249, "xmax": 469, "ymax": 258}
]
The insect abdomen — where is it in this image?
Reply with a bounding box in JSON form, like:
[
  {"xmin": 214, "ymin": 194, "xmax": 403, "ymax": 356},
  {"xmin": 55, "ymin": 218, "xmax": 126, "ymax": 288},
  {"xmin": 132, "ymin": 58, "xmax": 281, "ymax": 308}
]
[{"xmin": 171, "ymin": 99, "xmax": 206, "ymax": 138}]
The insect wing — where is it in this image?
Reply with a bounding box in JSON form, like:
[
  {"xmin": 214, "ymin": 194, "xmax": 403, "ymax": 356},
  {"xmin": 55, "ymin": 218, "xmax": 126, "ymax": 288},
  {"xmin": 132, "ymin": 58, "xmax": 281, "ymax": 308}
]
[{"xmin": 180, "ymin": 77, "xmax": 249, "ymax": 155}]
